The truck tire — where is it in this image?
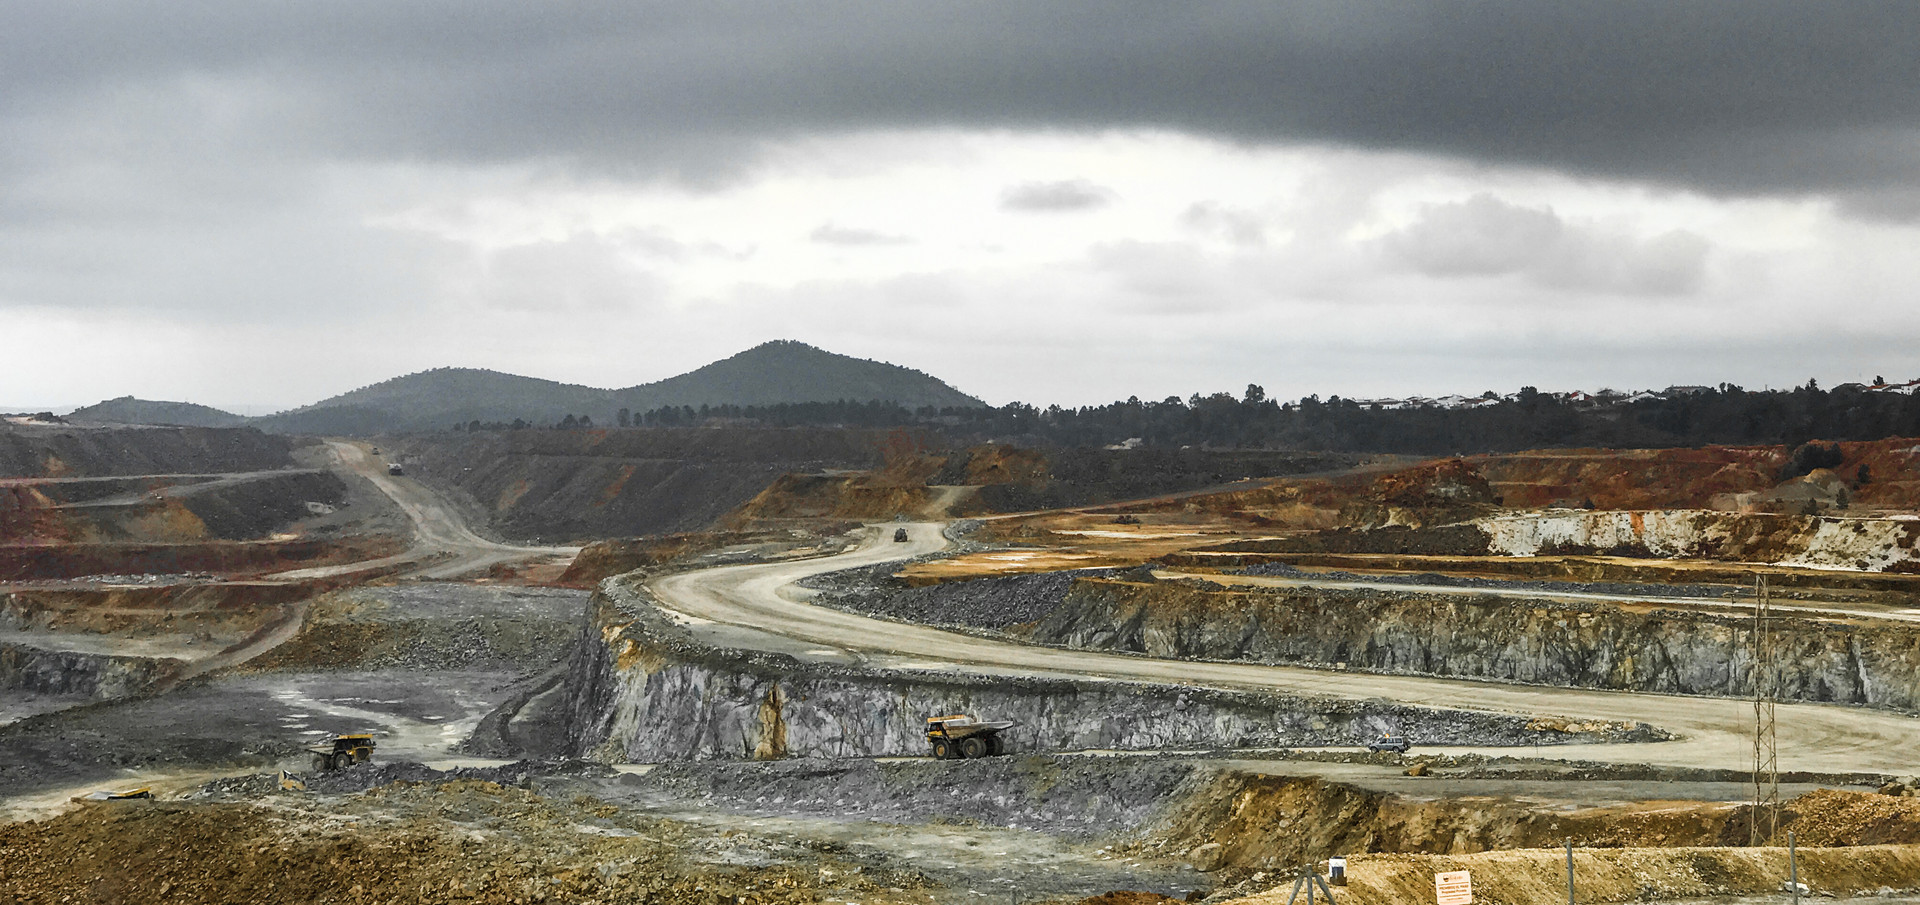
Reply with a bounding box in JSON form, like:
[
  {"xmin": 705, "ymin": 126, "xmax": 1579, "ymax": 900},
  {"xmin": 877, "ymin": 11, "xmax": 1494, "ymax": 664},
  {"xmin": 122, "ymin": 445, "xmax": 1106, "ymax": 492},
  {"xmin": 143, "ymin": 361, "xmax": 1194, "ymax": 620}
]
[
  {"xmin": 313, "ymin": 754, "xmax": 330, "ymax": 772},
  {"xmin": 960, "ymin": 737, "xmax": 987, "ymax": 759},
  {"xmin": 931, "ymin": 739, "xmax": 951, "ymax": 760},
  {"xmin": 987, "ymin": 735, "xmax": 1004, "ymax": 756},
  {"xmin": 353, "ymin": 747, "xmax": 370, "ymax": 764},
  {"xmin": 332, "ymin": 753, "xmax": 352, "ymax": 771}
]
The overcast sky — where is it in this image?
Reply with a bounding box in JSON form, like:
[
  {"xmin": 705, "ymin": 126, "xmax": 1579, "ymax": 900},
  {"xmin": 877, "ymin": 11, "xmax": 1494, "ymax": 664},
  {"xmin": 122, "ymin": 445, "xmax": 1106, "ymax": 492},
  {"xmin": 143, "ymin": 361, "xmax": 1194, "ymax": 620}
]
[{"xmin": 4, "ymin": 2, "xmax": 1919, "ymax": 413}]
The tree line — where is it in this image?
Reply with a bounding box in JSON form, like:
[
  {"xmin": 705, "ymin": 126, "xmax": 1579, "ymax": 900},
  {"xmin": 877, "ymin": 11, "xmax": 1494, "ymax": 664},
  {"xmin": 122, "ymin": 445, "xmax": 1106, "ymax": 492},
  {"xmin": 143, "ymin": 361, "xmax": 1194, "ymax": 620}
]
[{"xmin": 449, "ymin": 381, "xmax": 1920, "ymax": 455}]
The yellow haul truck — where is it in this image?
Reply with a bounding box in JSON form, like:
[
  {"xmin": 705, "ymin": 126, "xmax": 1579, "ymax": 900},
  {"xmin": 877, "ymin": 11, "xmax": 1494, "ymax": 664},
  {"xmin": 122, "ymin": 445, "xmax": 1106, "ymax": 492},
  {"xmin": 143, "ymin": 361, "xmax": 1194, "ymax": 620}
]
[{"xmin": 925, "ymin": 715, "xmax": 1015, "ymax": 759}]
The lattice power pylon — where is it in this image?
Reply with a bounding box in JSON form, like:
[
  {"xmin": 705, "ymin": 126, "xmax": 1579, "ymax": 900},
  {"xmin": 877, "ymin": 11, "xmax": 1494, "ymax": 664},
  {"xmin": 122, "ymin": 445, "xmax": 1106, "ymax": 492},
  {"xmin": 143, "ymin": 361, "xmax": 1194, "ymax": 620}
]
[{"xmin": 1750, "ymin": 573, "xmax": 1779, "ymax": 846}]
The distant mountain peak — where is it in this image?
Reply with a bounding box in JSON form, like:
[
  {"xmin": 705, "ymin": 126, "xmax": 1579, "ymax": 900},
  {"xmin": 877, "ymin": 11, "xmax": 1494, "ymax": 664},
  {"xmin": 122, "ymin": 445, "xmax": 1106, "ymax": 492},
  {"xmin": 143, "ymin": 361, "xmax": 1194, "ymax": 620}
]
[{"xmin": 240, "ymin": 341, "xmax": 981, "ymax": 435}]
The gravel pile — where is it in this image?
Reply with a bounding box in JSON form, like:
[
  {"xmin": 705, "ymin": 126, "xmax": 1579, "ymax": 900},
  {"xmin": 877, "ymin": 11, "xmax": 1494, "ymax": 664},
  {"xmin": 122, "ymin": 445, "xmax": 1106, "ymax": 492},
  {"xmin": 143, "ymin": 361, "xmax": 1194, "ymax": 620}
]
[
  {"xmin": 1234, "ymin": 562, "xmax": 1743, "ymax": 599},
  {"xmin": 194, "ymin": 759, "xmax": 616, "ymax": 798},
  {"xmin": 802, "ymin": 565, "xmax": 1117, "ymax": 629},
  {"xmin": 624, "ymin": 755, "xmax": 1200, "ymax": 840}
]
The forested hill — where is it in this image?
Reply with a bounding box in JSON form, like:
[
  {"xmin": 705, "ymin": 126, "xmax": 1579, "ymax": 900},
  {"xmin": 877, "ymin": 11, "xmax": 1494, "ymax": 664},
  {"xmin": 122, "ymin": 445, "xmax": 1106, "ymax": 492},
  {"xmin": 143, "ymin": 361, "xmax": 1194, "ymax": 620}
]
[
  {"xmin": 221, "ymin": 341, "xmax": 983, "ymax": 435},
  {"xmin": 613, "ymin": 340, "xmax": 981, "ymax": 413}
]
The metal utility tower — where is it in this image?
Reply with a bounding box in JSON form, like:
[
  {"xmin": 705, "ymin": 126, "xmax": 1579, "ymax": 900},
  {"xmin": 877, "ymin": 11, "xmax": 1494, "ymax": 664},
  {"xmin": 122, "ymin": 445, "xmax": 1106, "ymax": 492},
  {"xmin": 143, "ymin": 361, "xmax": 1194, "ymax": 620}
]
[{"xmin": 1750, "ymin": 573, "xmax": 1779, "ymax": 846}]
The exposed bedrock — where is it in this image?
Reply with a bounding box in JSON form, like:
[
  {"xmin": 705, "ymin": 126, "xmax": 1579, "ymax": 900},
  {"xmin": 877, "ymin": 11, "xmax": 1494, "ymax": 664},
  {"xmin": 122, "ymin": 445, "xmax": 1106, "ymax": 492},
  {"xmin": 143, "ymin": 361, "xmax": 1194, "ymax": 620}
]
[
  {"xmin": 1206, "ymin": 510, "xmax": 1920, "ymax": 573},
  {"xmin": 0, "ymin": 643, "xmax": 184, "ymax": 699},
  {"xmin": 554, "ymin": 579, "xmax": 1656, "ymax": 763},
  {"xmin": 1028, "ymin": 578, "xmax": 1920, "ymax": 709}
]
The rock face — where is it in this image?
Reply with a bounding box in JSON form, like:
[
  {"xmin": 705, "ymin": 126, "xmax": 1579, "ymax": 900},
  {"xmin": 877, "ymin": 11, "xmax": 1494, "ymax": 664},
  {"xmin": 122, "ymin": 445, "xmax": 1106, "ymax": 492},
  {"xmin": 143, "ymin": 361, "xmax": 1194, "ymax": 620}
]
[
  {"xmin": 1201, "ymin": 510, "xmax": 1920, "ymax": 573},
  {"xmin": 0, "ymin": 643, "xmax": 184, "ymax": 699},
  {"xmin": 0, "ymin": 425, "xmax": 294, "ymax": 479},
  {"xmin": 392, "ymin": 428, "xmax": 893, "ymax": 542},
  {"xmin": 1476, "ymin": 509, "xmax": 1920, "ymax": 571},
  {"xmin": 1028, "ymin": 578, "xmax": 1920, "ymax": 709},
  {"xmin": 556, "ymin": 579, "xmax": 1653, "ymax": 762}
]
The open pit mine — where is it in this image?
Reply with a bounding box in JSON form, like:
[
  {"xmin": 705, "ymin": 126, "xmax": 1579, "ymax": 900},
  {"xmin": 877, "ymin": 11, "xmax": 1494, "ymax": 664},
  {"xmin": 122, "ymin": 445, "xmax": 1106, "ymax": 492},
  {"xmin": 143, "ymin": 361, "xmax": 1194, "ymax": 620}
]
[{"xmin": 16, "ymin": 415, "xmax": 1920, "ymax": 905}]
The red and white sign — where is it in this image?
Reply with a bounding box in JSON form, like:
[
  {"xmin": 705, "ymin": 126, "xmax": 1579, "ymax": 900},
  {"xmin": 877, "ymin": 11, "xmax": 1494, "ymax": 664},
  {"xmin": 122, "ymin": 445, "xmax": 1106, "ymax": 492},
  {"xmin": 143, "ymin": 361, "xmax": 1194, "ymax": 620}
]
[{"xmin": 1435, "ymin": 870, "xmax": 1473, "ymax": 905}]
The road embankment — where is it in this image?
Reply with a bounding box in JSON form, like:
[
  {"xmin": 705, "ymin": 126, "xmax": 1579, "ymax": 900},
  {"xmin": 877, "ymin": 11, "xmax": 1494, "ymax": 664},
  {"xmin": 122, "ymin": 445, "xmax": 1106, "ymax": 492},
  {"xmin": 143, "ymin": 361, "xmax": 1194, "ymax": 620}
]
[{"xmin": 557, "ymin": 576, "xmax": 1654, "ymax": 763}]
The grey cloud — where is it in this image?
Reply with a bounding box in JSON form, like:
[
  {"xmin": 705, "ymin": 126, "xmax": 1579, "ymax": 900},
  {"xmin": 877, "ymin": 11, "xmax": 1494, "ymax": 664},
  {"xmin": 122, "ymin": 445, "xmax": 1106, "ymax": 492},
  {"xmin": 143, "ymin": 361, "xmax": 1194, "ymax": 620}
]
[
  {"xmin": 1001, "ymin": 180, "xmax": 1115, "ymax": 212},
  {"xmin": 1381, "ymin": 194, "xmax": 1709, "ymax": 296},
  {"xmin": 7, "ymin": 2, "xmax": 1918, "ymax": 197},
  {"xmin": 479, "ymin": 235, "xmax": 662, "ymax": 313},
  {"xmin": 1182, "ymin": 203, "xmax": 1268, "ymax": 245},
  {"xmin": 810, "ymin": 224, "xmax": 910, "ymax": 246},
  {"xmin": 1381, "ymin": 195, "xmax": 1563, "ymax": 277}
]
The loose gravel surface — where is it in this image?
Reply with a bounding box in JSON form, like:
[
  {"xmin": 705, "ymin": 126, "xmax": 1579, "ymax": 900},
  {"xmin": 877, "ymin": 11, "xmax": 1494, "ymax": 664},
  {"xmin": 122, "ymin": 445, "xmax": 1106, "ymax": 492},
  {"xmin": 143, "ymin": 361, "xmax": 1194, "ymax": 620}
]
[
  {"xmin": 802, "ymin": 565, "xmax": 1120, "ymax": 629},
  {"xmin": 1234, "ymin": 561, "xmax": 1746, "ymax": 599},
  {"xmin": 613, "ymin": 755, "xmax": 1199, "ymax": 840}
]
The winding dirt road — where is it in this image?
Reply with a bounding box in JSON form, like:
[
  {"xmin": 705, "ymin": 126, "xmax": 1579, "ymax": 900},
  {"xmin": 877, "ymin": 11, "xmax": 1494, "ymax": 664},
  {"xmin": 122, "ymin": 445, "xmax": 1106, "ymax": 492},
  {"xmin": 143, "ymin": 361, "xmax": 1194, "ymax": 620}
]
[
  {"xmin": 649, "ymin": 522, "xmax": 1920, "ymax": 776},
  {"xmin": 275, "ymin": 440, "xmax": 577, "ymax": 580}
]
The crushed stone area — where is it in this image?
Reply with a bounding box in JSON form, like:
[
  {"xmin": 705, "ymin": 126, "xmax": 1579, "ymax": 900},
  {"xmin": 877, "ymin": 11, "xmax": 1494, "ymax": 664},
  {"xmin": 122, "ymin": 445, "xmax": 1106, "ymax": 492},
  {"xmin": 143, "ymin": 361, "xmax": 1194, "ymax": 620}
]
[
  {"xmin": 1233, "ymin": 561, "xmax": 1745, "ymax": 599},
  {"xmin": 599, "ymin": 755, "xmax": 1201, "ymax": 840},
  {"xmin": 163, "ymin": 758, "xmax": 1212, "ymax": 903},
  {"xmin": 19, "ymin": 752, "xmax": 1920, "ymax": 904},
  {"xmin": 0, "ymin": 668, "xmax": 519, "ymax": 801},
  {"xmin": 239, "ymin": 583, "xmax": 585, "ymax": 673},
  {"xmin": 800, "ymin": 564, "xmax": 1118, "ymax": 629}
]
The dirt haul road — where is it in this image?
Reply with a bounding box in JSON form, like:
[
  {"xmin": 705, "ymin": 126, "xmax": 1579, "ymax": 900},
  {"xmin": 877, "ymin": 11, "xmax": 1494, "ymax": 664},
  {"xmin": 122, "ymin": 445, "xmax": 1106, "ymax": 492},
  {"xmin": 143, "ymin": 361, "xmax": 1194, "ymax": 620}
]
[
  {"xmin": 649, "ymin": 522, "xmax": 1920, "ymax": 776},
  {"xmin": 276, "ymin": 440, "xmax": 577, "ymax": 581}
]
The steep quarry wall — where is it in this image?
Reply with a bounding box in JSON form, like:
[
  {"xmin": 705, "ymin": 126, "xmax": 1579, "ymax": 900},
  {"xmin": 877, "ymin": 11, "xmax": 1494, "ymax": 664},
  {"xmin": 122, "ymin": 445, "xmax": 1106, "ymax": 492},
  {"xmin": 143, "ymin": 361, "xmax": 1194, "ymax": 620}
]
[
  {"xmin": 1, "ymin": 471, "xmax": 349, "ymax": 545},
  {"xmin": 1, "ymin": 582, "xmax": 319, "ymax": 639},
  {"xmin": 1477, "ymin": 509, "xmax": 1920, "ymax": 571},
  {"xmin": 394, "ymin": 428, "xmax": 896, "ymax": 541},
  {"xmin": 1030, "ymin": 578, "xmax": 1920, "ymax": 709},
  {"xmin": 0, "ymin": 536, "xmax": 401, "ymax": 582},
  {"xmin": 0, "ymin": 643, "xmax": 184, "ymax": 699},
  {"xmin": 557, "ymin": 579, "xmax": 1650, "ymax": 763},
  {"xmin": 0, "ymin": 425, "xmax": 294, "ymax": 478},
  {"xmin": 1198, "ymin": 510, "xmax": 1920, "ymax": 574}
]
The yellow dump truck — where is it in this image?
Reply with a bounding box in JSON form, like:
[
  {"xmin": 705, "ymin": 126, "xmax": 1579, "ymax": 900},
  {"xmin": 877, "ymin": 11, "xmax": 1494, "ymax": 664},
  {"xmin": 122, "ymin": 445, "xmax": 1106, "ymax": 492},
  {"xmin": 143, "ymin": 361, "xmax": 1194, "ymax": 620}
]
[
  {"xmin": 307, "ymin": 733, "xmax": 376, "ymax": 772},
  {"xmin": 925, "ymin": 714, "xmax": 1015, "ymax": 759}
]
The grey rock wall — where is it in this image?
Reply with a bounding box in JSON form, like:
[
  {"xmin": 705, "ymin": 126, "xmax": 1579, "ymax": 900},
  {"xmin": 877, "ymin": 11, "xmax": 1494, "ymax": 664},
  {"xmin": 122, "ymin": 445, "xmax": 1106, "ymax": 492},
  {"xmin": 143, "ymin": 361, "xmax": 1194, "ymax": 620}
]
[
  {"xmin": 1029, "ymin": 578, "xmax": 1920, "ymax": 710},
  {"xmin": 557, "ymin": 578, "xmax": 1658, "ymax": 763},
  {"xmin": 0, "ymin": 642, "xmax": 185, "ymax": 699}
]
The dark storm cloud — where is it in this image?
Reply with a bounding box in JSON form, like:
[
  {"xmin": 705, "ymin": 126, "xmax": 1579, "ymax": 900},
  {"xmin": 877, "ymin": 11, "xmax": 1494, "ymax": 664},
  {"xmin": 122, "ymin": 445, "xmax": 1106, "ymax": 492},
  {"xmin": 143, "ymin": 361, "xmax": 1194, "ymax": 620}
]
[
  {"xmin": 1001, "ymin": 180, "xmax": 1115, "ymax": 212},
  {"xmin": 5, "ymin": 1, "xmax": 1917, "ymax": 197}
]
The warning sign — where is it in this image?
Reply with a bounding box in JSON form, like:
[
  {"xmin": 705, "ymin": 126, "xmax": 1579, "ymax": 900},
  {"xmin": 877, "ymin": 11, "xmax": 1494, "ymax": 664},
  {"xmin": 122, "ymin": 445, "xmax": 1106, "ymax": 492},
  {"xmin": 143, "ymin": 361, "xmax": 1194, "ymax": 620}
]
[{"xmin": 1435, "ymin": 870, "xmax": 1473, "ymax": 905}]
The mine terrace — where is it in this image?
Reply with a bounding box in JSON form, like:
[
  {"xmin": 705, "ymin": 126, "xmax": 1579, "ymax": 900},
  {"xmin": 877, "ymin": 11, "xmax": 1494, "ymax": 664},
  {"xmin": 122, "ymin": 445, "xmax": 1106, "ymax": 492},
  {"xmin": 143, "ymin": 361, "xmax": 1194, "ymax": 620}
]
[{"xmin": 7, "ymin": 349, "xmax": 1920, "ymax": 904}]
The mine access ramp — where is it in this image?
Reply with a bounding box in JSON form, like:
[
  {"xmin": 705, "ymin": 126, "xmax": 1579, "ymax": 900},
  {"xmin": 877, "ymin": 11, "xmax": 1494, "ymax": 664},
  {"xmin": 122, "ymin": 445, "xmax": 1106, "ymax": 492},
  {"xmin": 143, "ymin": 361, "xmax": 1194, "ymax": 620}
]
[{"xmin": 925, "ymin": 714, "xmax": 1015, "ymax": 759}]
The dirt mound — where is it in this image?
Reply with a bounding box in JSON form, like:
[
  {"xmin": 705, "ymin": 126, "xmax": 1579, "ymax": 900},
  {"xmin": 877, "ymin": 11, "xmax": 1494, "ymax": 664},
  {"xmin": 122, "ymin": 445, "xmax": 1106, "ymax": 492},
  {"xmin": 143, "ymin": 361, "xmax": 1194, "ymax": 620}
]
[
  {"xmin": 803, "ymin": 565, "xmax": 1116, "ymax": 629},
  {"xmin": 0, "ymin": 779, "xmax": 895, "ymax": 905},
  {"xmin": 1080, "ymin": 893, "xmax": 1185, "ymax": 905},
  {"xmin": 562, "ymin": 531, "xmax": 767, "ymax": 584},
  {"xmin": 1233, "ymin": 844, "xmax": 1920, "ymax": 905},
  {"xmin": 949, "ymin": 447, "xmax": 1359, "ymax": 515},
  {"xmin": 629, "ymin": 755, "xmax": 1199, "ymax": 840},
  {"xmin": 1205, "ymin": 525, "xmax": 1489, "ymax": 557},
  {"xmin": 726, "ymin": 472, "xmax": 939, "ymax": 522},
  {"xmin": 2, "ymin": 471, "xmax": 351, "ymax": 545},
  {"xmin": 0, "ymin": 424, "xmax": 295, "ymax": 479},
  {"xmin": 562, "ymin": 528, "xmax": 859, "ymax": 586},
  {"xmin": 0, "ymin": 536, "xmax": 403, "ymax": 581},
  {"xmin": 392, "ymin": 427, "xmax": 899, "ymax": 542},
  {"xmin": 1150, "ymin": 776, "xmax": 1920, "ymax": 885},
  {"xmin": 1778, "ymin": 788, "xmax": 1920, "ymax": 846},
  {"xmin": 239, "ymin": 584, "xmax": 584, "ymax": 673}
]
